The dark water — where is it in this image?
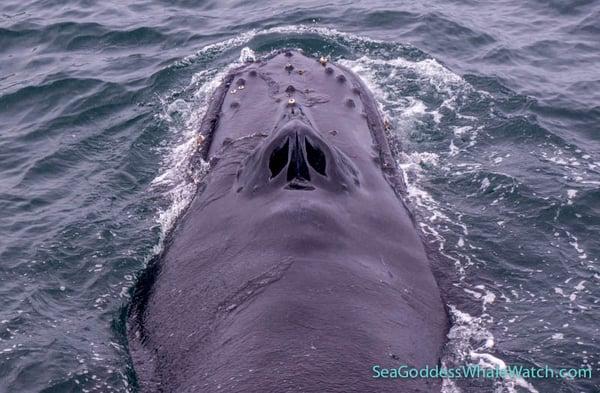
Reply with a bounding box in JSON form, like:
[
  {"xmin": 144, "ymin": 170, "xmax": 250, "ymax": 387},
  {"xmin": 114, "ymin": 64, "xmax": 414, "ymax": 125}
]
[{"xmin": 1, "ymin": 1, "xmax": 599, "ymax": 392}]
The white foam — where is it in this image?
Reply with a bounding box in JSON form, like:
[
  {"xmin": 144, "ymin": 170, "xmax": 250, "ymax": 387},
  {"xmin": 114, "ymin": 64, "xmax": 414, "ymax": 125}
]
[
  {"xmin": 554, "ymin": 287, "xmax": 565, "ymax": 296},
  {"xmin": 355, "ymin": 56, "xmax": 464, "ymax": 93},
  {"xmin": 565, "ymin": 231, "xmax": 586, "ymax": 259},
  {"xmin": 480, "ymin": 177, "xmax": 490, "ymax": 191},
  {"xmin": 401, "ymin": 98, "xmax": 427, "ymax": 117},
  {"xmin": 446, "ymin": 306, "xmax": 539, "ymax": 393},
  {"xmin": 338, "ymin": 54, "xmax": 471, "ymax": 133},
  {"xmin": 566, "ymin": 189, "xmax": 577, "ymax": 205},
  {"xmin": 569, "ymin": 293, "xmax": 577, "ymax": 302},
  {"xmin": 449, "ymin": 140, "xmax": 459, "ymax": 157},
  {"xmin": 239, "ymin": 47, "xmax": 256, "ymax": 63},
  {"xmin": 151, "ymin": 54, "xmax": 248, "ymax": 255},
  {"xmin": 453, "ymin": 126, "xmax": 472, "ymax": 136},
  {"xmin": 482, "ymin": 291, "xmax": 496, "ymax": 306},
  {"xmin": 176, "ymin": 25, "xmax": 395, "ymax": 69}
]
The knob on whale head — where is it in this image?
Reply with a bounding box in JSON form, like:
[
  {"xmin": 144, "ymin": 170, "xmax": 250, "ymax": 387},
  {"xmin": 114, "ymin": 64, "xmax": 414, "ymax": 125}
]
[{"xmin": 235, "ymin": 119, "xmax": 360, "ymax": 195}]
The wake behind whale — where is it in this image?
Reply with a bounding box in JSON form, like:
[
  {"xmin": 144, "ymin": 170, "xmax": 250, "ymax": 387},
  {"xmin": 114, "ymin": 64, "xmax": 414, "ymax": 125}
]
[{"xmin": 128, "ymin": 50, "xmax": 448, "ymax": 392}]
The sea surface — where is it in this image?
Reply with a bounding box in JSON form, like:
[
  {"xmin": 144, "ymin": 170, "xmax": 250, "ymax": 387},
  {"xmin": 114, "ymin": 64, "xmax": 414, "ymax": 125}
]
[{"xmin": 1, "ymin": 1, "xmax": 599, "ymax": 392}]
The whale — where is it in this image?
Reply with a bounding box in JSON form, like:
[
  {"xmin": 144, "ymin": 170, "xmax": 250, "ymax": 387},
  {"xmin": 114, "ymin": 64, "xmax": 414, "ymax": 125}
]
[{"xmin": 127, "ymin": 50, "xmax": 449, "ymax": 392}]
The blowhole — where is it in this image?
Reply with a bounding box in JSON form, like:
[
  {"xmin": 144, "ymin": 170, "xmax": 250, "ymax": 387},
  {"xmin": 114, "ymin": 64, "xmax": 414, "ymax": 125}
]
[
  {"xmin": 269, "ymin": 139, "xmax": 289, "ymax": 179},
  {"xmin": 305, "ymin": 138, "xmax": 327, "ymax": 176}
]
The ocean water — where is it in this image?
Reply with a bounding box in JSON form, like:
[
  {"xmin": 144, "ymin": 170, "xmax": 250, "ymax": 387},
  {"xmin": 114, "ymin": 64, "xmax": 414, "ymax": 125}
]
[{"xmin": 1, "ymin": 1, "xmax": 599, "ymax": 392}]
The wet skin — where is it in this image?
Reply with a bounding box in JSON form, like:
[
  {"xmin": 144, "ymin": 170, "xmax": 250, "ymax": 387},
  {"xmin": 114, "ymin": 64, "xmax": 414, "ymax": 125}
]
[{"xmin": 128, "ymin": 51, "xmax": 448, "ymax": 392}]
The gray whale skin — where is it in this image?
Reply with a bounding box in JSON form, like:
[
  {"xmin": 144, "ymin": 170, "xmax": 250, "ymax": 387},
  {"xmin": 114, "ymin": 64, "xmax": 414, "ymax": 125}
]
[{"xmin": 128, "ymin": 50, "xmax": 449, "ymax": 392}]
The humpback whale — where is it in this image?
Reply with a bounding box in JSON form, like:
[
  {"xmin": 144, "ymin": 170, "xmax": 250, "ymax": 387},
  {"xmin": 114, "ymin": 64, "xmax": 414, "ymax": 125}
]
[{"xmin": 128, "ymin": 50, "xmax": 448, "ymax": 392}]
